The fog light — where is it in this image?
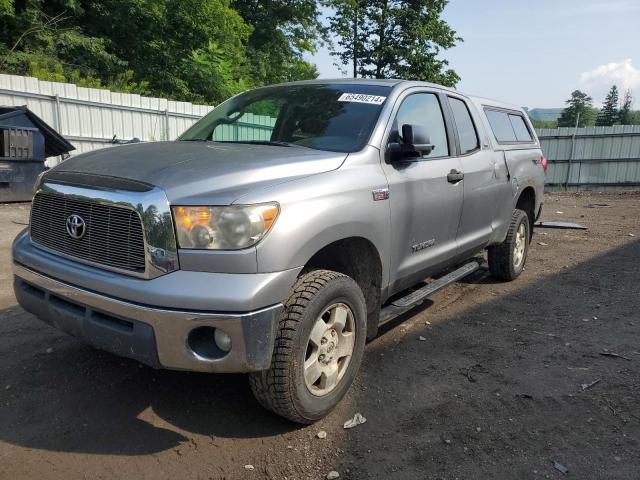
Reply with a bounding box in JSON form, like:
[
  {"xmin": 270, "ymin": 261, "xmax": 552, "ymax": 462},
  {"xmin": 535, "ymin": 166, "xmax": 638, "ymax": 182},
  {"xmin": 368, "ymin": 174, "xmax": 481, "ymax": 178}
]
[
  {"xmin": 187, "ymin": 326, "xmax": 231, "ymax": 359},
  {"xmin": 214, "ymin": 328, "xmax": 232, "ymax": 352}
]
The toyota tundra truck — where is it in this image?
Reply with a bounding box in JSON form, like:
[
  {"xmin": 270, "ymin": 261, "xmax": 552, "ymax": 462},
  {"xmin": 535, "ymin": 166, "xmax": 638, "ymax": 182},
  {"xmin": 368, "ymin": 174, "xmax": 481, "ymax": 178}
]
[{"xmin": 12, "ymin": 79, "xmax": 546, "ymax": 423}]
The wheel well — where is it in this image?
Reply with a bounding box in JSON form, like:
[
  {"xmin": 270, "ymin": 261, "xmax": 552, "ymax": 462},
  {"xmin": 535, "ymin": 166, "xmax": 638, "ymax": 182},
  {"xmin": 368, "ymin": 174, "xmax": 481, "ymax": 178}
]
[
  {"xmin": 516, "ymin": 187, "xmax": 536, "ymax": 236},
  {"xmin": 304, "ymin": 237, "xmax": 382, "ymax": 339}
]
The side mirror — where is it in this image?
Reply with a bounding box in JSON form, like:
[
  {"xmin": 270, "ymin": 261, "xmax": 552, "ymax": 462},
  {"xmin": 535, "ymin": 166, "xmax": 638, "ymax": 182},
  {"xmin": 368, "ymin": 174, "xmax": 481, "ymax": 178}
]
[
  {"xmin": 387, "ymin": 124, "xmax": 435, "ymax": 162},
  {"xmin": 402, "ymin": 124, "xmax": 434, "ymax": 155}
]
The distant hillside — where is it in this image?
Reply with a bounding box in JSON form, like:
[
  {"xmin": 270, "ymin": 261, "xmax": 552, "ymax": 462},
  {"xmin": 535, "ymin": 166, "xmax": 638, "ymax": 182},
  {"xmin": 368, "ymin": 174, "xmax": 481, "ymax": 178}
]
[{"xmin": 526, "ymin": 108, "xmax": 563, "ymax": 121}]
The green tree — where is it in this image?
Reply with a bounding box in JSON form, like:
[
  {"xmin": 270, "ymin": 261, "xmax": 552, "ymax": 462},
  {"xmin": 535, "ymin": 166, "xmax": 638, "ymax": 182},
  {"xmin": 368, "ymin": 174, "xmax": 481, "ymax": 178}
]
[
  {"xmin": 0, "ymin": 0, "xmax": 13, "ymax": 16},
  {"xmin": 232, "ymin": 0, "xmax": 322, "ymax": 85},
  {"xmin": 326, "ymin": 0, "xmax": 366, "ymax": 77},
  {"xmin": 79, "ymin": 0, "xmax": 254, "ymax": 103},
  {"xmin": 596, "ymin": 85, "xmax": 619, "ymax": 127},
  {"xmin": 1, "ymin": 0, "xmax": 322, "ymax": 104},
  {"xmin": 618, "ymin": 88, "xmax": 633, "ymax": 125},
  {"xmin": 326, "ymin": 0, "xmax": 461, "ymax": 86},
  {"xmin": 557, "ymin": 90, "xmax": 597, "ymax": 128}
]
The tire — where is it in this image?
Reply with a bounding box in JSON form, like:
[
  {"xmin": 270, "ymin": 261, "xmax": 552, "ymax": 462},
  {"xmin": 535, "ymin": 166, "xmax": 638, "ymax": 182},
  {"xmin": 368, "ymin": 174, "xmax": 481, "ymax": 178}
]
[
  {"xmin": 488, "ymin": 209, "xmax": 530, "ymax": 281},
  {"xmin": 249, "ymin": 269, "xmax": 367, "ymax": 424}
]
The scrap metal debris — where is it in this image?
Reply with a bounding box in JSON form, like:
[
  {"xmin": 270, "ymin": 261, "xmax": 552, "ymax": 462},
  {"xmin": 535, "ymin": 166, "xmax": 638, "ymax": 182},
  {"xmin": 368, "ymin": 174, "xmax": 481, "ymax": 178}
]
[
  {"xmin": 534, "ymin": 331, "xmax": 558, "ymax": 338},
  {"xmin": 586, "ymin": 203, "xmax": 611, "ymax": 208},
  {"xmin": 600, "ymin": 351, "xmax": 632, "ymax": 361},
  {"xmin": 534, "ymin": 221, "xmax": 588, "ymax": 230},
  {"xmin": 317, "ymin": 430, "xmax": 327, "ymax": 439},
  {"xmin": 343, "ymin": 413, "xmax": 367, "ymax": 429},
  {"xmin": 552, "ymin": 461, "xmax": 569, "ymax": 474},
  {"xmin": 581, "ymin": 379, "xmax": 601, "ymax": 391}
]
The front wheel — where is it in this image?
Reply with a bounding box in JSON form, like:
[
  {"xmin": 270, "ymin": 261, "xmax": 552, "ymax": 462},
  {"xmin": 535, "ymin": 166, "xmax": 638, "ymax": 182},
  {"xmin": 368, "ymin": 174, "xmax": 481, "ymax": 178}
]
[
  {"xmin": 249, "ymin": 269, "xmax": 367, "ymax": 424},
  {"xmin": 488, "ymin": 208, "xmax": 530, "ymax": 281}
]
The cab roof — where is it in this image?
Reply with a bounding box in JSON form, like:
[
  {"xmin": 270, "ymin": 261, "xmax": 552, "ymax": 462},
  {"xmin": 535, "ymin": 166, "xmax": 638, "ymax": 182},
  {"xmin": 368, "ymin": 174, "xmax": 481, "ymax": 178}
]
[{"xmin": 274, "ymin": 78, "xmax": 525, "ymax": 113}]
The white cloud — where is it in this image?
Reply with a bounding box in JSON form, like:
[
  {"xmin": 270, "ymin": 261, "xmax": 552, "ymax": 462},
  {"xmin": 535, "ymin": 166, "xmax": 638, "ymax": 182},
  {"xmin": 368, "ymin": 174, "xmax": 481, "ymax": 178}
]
[{"xmin": 579, "ymin": 59, "xmax": 640, "ymax": 104}]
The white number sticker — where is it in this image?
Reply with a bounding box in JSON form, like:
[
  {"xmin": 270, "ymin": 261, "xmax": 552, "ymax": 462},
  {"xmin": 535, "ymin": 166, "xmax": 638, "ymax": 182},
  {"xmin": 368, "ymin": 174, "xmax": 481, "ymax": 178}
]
[{"xmin": 338, "ymin": 93, "xmax": 387, "ymax": 105}]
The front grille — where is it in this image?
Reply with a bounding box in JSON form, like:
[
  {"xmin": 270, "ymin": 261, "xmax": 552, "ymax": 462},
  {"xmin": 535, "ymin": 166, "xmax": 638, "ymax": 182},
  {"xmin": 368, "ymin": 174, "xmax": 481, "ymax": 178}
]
[{"xmin": 30, "ymin": 191, "xmax": 146, "ymax": 273}]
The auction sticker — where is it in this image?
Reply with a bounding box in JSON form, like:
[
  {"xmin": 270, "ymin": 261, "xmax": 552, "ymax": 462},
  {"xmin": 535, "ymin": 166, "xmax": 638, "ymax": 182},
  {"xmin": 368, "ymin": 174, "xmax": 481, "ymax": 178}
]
[{"xmin": 338, "ymin": 93, "xmax": 387, "ymax": 105}]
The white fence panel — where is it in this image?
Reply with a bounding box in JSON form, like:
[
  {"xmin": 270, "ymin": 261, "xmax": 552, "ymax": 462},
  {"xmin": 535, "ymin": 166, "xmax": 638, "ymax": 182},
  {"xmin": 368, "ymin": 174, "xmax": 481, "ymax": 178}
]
[{"xmin": 0, "ymin": 74, "xmax": 213, "ymax": 165}]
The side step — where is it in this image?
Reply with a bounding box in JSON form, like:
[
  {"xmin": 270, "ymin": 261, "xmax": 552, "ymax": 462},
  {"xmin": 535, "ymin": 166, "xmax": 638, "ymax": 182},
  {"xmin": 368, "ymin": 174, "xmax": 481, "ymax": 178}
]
[{"xmin": 379, "ymin": 259, "xmax": 481, "ymax": 325}]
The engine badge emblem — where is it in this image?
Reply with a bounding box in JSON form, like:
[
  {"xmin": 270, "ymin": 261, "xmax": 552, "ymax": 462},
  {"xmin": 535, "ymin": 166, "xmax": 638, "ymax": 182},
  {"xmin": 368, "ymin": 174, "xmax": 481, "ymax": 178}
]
[{"xmin": 372, "ymin": 188, "xmax": 389, "ymax": 201}]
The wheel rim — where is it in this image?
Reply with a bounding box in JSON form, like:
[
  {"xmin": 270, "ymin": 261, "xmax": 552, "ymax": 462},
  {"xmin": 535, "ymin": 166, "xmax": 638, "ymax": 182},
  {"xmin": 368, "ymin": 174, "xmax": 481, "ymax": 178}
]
[
  {"xmin": 513, "ymin": 222, "xmax": 527, "ymax": 268},
  {"xmin": 304, "ymin": 302, "xmax": 356, "ymax": 397}
]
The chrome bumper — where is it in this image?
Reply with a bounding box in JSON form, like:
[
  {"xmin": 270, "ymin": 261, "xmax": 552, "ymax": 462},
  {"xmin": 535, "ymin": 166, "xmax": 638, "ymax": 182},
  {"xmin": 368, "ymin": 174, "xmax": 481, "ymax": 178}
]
[{"xmin": 13, "ymin": 263, "xmax": 283, "ymax": 373}]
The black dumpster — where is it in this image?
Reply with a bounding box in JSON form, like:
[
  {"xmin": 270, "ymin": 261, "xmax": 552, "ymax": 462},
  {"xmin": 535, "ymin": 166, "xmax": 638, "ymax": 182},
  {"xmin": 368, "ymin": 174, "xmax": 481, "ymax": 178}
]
[{"xmin": 0, "ymin": 106, "xmax": 74, "ymax": 202}]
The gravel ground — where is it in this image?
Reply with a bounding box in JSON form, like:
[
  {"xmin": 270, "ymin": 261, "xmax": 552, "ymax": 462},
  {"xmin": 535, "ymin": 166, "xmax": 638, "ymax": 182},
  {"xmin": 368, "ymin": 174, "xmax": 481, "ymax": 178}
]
[{"xmin": 0, "ymin": 192, "xmax": 639, "ymax": 479}]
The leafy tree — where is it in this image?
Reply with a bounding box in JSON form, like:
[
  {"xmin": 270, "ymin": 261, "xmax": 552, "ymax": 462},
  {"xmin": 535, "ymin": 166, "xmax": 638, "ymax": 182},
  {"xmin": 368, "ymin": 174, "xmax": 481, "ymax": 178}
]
[
  {"xmin": 325, "ymin": 0, "xmax": 461, "ymax": 86},
  {"xmin": 0, "ymin": 0, "xmax": 322, "ymax": 103},
  {"xmin": 232, "ymin": 0, "xmax": 322, "ymax": 85},
  {"xmin": 0, "ymin": 0, "xmax": 13, "ymax": 16},
  {"xmin": 79, "ymin": 0, "xmax": 254, "ymax": 103},
  {"xmin": 596, "ymin": 85, "xmax": 619, "ymax": 127},
  {"xmin": 557, "ymin": 90, "xmax": 597, "ymax": 128},
  {"xmin": 0, "ymin": 1, "xmax": 154, "ymax": 94},
  {"xmin": 326, "ymin": 0, "xmax": 366, "ymax": 77},
  {"xmin": 618, "ymin": 88, "xmax": 633, "ymax": 125}
]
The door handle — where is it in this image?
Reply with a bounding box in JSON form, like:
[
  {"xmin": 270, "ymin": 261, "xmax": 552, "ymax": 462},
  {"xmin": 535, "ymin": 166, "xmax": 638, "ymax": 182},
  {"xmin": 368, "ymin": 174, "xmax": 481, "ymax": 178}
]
[{"xmin": 447, "ymin": 169, "xmax": 464, "ymax": 183}]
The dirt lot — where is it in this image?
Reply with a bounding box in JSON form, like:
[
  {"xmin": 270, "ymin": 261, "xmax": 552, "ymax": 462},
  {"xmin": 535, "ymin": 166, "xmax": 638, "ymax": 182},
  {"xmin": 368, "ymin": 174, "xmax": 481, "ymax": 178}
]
[{"xmin": 0, "ymin": 192, "xmax": 639, "ymax": 480}]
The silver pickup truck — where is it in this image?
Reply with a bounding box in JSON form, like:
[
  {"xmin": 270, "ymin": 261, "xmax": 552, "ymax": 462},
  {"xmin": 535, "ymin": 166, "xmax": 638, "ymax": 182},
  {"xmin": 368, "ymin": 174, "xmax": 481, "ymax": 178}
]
[{"xmin": 12, "ymin": 79, "xmax": 545, "ymax": 423}]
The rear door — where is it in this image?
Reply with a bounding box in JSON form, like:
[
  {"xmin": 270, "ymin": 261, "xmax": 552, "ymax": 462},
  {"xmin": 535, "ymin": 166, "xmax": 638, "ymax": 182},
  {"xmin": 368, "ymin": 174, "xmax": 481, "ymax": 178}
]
[
  {"xmin": 380, "ymin": 89, "xmax": 464, "ymax": 293},
  {"xmin": 482, "ymin": 107, "xmax": 542, "ymax": 235},
  {"xmin": 445, "ymin": 95, "xmax": 505, "ymax": 257}
]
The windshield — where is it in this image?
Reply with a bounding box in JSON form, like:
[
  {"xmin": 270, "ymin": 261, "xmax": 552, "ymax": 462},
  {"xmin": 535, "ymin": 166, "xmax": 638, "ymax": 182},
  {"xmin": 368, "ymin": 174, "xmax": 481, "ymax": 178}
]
[{"xmin": 179, "ymin": 83, "xmax": 391, "ymax": 153}]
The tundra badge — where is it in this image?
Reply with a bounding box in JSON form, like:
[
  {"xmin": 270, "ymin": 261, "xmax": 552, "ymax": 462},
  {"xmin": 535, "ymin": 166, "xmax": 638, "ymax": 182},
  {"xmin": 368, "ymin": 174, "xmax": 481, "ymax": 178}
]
[{"xmin": 411, "ymin": 239, "xmax": 436, "ymax": 253}]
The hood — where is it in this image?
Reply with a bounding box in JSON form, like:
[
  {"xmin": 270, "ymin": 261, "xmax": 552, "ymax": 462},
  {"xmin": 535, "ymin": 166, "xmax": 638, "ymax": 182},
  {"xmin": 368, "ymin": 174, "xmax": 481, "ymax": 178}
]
[{"xmin": 52, "ymin": 141, "xmax": 347, "ymax": 204}]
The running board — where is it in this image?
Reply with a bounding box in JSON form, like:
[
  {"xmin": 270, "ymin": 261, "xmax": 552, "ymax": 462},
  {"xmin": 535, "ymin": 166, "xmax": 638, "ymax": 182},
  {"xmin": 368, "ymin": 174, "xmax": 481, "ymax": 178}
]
[{"xmin": 379, "ymin": 259, "xmax": 481, "ymax": 325}]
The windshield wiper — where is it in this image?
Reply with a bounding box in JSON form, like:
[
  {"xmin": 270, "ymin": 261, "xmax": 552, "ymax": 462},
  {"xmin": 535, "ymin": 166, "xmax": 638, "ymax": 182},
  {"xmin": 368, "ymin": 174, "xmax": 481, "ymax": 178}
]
[{"xmin": 179, "ymin": 138, "xmax": 210, "ymax": 142}]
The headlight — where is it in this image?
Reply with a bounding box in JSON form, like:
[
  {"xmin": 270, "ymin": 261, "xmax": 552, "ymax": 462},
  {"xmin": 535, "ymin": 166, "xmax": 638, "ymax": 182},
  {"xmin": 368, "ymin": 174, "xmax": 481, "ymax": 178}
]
[{"xmin": 172, "ymin": 203, "xmax": 279, "ymax": 250}]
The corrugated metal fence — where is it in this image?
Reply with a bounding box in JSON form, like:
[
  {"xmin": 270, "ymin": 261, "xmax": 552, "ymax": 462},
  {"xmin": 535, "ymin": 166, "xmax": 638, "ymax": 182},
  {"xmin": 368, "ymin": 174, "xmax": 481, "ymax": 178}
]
[
  {"xmin": 537, "ymin": 125, "xmax": 640, "ymax": 191},
  {"xmin": 2, "ymin": 74, "xmax": 639, "ymax": 191},
  {"xmin": 0, "ymin": 74, "xmax": 213, "ymax": 165}
]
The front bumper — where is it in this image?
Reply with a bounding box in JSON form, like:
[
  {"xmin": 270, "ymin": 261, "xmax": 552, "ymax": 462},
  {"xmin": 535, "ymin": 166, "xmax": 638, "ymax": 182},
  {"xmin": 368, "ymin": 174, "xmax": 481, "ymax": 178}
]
[{"xmin": 13, "ymin": 263, "xmax": 283, "ymax": 372}]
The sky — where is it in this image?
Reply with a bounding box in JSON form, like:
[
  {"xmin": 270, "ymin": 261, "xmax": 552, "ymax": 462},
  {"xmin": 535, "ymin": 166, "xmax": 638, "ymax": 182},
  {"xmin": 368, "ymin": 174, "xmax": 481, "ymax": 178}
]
[{"xmin": 307, "ymin": 0, "xmax": 640, "ymax": 108}]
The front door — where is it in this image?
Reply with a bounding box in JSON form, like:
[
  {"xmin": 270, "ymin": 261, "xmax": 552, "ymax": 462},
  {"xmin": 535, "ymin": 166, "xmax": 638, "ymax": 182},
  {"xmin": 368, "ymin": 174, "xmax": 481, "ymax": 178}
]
[{"xmin": 381, "ymin": 91, "xmax": 464, "ymax": 294}]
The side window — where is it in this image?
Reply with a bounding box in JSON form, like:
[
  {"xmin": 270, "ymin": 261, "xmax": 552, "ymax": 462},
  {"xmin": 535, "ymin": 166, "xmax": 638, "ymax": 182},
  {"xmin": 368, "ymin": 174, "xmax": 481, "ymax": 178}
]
[
  {"xmin": 485, "ymin": 109, "xmax": 534, "ymax": 144},
  {"xmin": 485, "ymin": 110, "xmax": 516, "ymax": 143},
  {"xmin": 448, "ymin": 97, "xmax": 479, "ymax": 154},
  {"xmin": 508, "ymin": 114, "xmax": 533, "ymax": 142},
  {"xmin": 393, "ymin": 93, "xmax": 449, "ymax": 158}
]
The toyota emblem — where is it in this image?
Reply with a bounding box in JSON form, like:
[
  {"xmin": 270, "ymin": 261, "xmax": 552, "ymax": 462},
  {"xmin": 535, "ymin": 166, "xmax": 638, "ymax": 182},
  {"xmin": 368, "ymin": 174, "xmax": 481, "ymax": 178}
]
[{"xmin": 66, "ymin": 214, "xmax": 86, "ymax": 239}]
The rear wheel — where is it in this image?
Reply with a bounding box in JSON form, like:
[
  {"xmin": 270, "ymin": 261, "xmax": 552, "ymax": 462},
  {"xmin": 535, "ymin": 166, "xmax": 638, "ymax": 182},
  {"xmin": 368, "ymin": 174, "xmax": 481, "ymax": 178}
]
[
  {"xmin": 488, "ymin": 209, "xmax": 530, "ymax": 281},
  {"xmin": 249, "ymin": 269, "xmax": 367, "ymax": 423}
]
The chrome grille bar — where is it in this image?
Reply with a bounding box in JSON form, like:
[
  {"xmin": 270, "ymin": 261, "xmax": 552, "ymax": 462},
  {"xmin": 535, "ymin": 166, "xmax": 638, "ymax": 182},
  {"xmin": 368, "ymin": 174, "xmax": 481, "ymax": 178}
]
[{"xmin": 30, "ymin": 191, "xmax": 146, "ymax": 272}]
